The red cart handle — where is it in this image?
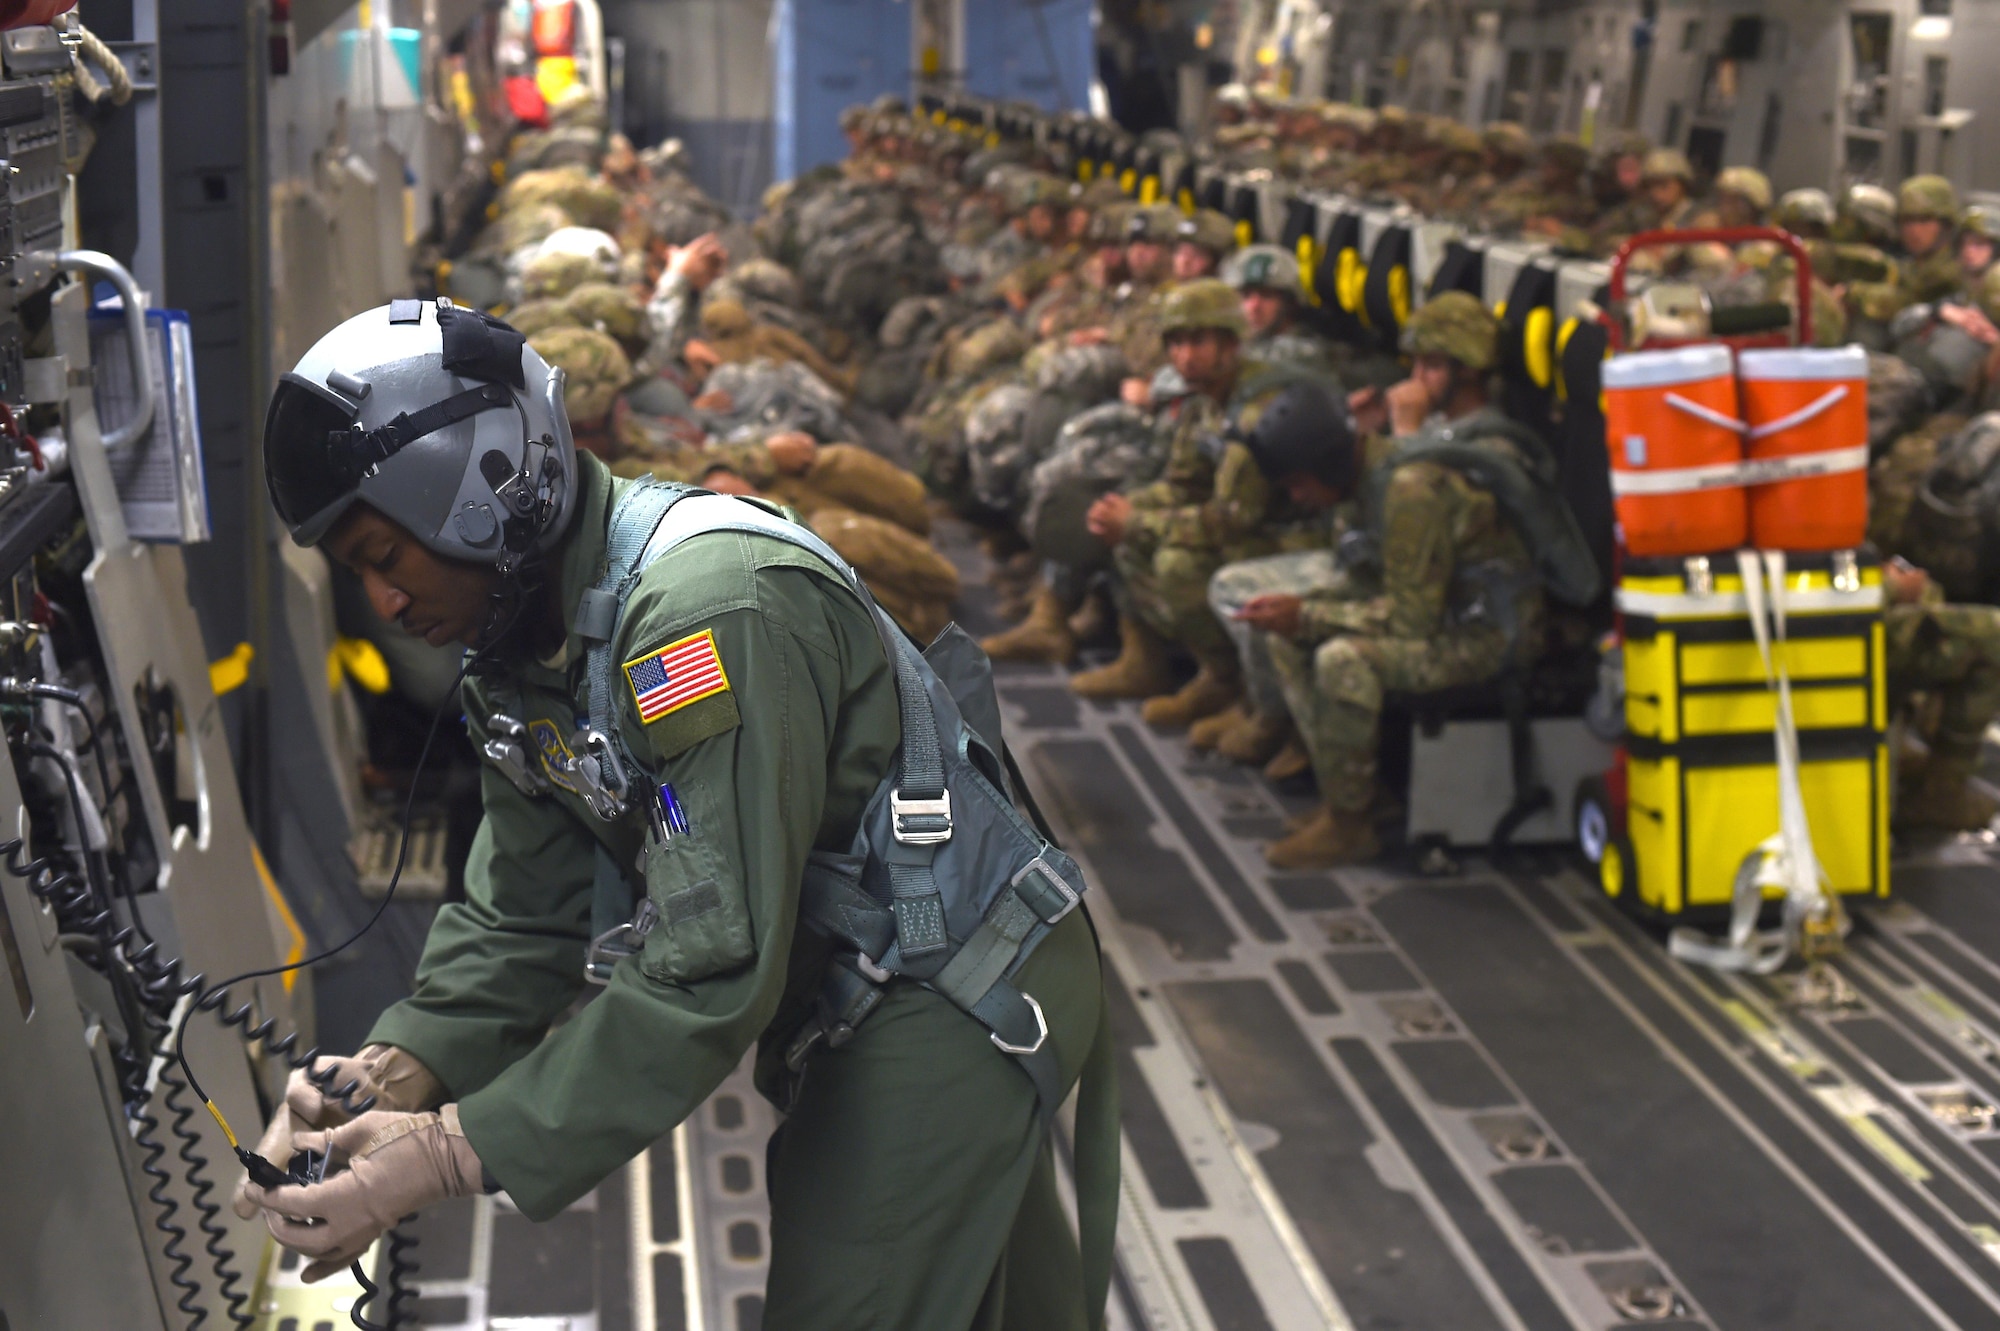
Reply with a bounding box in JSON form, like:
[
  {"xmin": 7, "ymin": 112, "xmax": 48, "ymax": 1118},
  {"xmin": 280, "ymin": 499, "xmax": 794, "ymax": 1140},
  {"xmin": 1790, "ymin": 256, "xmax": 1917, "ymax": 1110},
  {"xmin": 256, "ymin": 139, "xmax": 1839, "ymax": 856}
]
[{"xmin": 1603, "ymin": 226, "xmax": 1813, "ymax": 352}]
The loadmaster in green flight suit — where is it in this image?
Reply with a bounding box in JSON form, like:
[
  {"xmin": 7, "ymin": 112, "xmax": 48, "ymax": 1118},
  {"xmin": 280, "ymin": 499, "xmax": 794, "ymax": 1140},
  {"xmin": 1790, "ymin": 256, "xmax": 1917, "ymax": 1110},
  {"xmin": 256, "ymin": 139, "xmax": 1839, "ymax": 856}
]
[{"xmin": 239, "ymin": 298, "xmax": 1117, "ymax": 1330}]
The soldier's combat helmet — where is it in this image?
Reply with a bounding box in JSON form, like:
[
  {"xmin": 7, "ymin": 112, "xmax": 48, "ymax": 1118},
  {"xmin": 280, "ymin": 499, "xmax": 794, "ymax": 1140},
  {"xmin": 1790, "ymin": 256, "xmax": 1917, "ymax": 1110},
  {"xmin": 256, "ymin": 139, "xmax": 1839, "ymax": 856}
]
[
  {"xmin": 1239, "ymin": 378, "xmax": 1358, "ymax": 490},
  {"xmin": 1775, "ymin": 188, "xmax": 1836, "ymax": 236},
  {"xmin": 1159, "ymin": 278, "xmax": 1250, "ymax": 339},
  {"xmin": 1899, "ymin": 174, "xmax": 1961, "ymax": 222},
  {"xmin": 264, "ymin": 299, "xmax": 577, "ymax": 571},
  {"xmin": 1640, "ymin": 148, "xmax": 1695, "ymax": 184},
  {"xmin": 1223, "ymin": 243, "xmax": 1302, "ymax": 295},
  {"xmin": 1402, "ymin": 291, "xmax": 1500, "ymax": 371},
  {"xmin": 1715, "ymin": 166, "xmax": 1773, "ymax": 213}
]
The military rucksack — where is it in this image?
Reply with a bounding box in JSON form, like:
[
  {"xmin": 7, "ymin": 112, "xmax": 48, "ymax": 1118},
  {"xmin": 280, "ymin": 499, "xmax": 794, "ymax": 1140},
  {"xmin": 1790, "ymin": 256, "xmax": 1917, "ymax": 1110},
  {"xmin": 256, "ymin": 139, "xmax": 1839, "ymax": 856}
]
[{"xmin": 1357, "ymin": 409, "xmax": 1604, "ymax": 609}]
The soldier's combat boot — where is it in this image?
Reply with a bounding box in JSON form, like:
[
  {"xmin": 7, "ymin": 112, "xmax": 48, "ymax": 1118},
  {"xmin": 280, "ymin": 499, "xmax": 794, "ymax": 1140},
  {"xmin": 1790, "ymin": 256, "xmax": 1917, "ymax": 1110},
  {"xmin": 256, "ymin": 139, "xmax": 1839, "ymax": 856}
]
[
  {"xmin": 1217, "ymin": 709, "xmax": 1291, "ymax": 765},
  {"xmin": 1141, "ymin": 665, "xmax": 1241, "ymax": 729},
  {"xmin": 1188, "ymin": 703, "xmax": 1249, "ymax": 752},
  {"xmin": 1264, "ymin": 803, "xmax": 1380, "ymax": 868},
  {"xmin": 1263, "ymin": 736, "xmax": 1311, "ymax": 782},
  {"xmin": 979, "ymin": 583, "xmax": 1075, "ymax": 665},
  {"xmin": 1897, "ymin": 761, "xmax": 2000, "ymax": 832},
  {"xmin": 1068, "ymin": 589, "xmax": 1113, "ymax": 646},
  {"xmin": 1070, "ymin": 615, "xmax": 1177, "ymax": 700}
]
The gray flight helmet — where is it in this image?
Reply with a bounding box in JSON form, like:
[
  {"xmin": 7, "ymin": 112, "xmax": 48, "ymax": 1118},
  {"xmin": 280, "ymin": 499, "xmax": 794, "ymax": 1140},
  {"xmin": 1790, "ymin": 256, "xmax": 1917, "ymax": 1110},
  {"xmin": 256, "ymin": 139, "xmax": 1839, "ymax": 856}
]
[{"xmin": 264, "ymin": 298, "xmax": 577, "ymax": 570}]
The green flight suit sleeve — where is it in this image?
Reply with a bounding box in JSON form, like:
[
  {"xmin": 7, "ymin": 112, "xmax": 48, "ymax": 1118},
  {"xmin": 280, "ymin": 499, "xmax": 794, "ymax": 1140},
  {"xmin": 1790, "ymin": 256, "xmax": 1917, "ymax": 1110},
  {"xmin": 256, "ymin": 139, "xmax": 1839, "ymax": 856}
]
[
  {"xmin": 1295, "ymin": 460, "xmax": 1459, "ymax": 643},
  {"xmin": 364, "ymin": 717, "xmax": 596, "ymax": 1104},
  {"xmin": 453, "ymin": 545, "xmax": 896, "ymax": 1220}
]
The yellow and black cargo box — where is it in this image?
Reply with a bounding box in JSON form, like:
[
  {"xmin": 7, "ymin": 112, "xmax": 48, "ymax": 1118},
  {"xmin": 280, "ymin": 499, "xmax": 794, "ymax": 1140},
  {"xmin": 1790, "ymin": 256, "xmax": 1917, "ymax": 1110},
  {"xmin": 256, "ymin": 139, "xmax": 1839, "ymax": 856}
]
[{"xmin": 1606, "ymin": 551, "xmax": 1889, "ymax": 917}]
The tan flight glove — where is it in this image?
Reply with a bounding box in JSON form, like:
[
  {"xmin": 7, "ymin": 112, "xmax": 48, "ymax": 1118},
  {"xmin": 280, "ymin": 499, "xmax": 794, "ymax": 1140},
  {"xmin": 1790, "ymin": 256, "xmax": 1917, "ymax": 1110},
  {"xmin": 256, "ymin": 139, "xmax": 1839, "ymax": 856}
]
[
  {"xmin": 230, "ymin": 1044, "xmax": 444, "ymax": 1219},
  {"xmin": 245, "ymin": 1104, "xmax": 484, "ymax": 1283}
]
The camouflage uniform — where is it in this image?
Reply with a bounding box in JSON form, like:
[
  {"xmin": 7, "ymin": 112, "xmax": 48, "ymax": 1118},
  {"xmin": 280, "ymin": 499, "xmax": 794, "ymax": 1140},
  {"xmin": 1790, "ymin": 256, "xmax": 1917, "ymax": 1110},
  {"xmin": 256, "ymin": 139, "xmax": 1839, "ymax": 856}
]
[
  {"xmin": 1111, "ymin": 284, "xmax": 1319, "ymax": 675},
  {"xmin": 1852, "ymin": 177, "xmax": 1962, "ymax": 321},
  {"xmin": 1268, "ymin": 405, "xmax": 1544, "ymax": 812},
  {"xmin": 1855, "ymin": 409, "xmax": 2000, "ymax": 825},
  {"xmin": 1021, "ymin": 402, "xmax": 1159, "ymax": 597}
]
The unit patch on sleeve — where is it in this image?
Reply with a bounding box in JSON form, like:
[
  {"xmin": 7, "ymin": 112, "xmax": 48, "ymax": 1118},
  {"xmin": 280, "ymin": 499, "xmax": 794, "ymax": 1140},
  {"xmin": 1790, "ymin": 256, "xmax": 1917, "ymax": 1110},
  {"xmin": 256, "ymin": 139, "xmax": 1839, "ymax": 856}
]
[{"xmin": 625, "ymin": 628, "xmax": 732, "ymax": 724}]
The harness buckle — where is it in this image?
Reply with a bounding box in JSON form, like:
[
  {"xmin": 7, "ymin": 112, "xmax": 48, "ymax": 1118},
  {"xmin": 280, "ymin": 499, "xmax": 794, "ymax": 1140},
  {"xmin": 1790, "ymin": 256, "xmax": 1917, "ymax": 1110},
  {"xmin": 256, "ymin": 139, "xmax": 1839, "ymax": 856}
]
[
  {"xmin": 583, "ymin": 899, "xmax": 659, "ymax": 985},
  {"xmin": 990, "ymin": 991, "xmax": 1049, "ymax": 1057},
  {"xmin": 890, "ymin": 789, "xmax": 953, "ymax": 845},
  {"xmin": 570, "ymin": 727, "xmax": 630, "ymax": 821},
  {"xmin": 482, "ymin": 714, "xmax": 550, "ymax": 797}
]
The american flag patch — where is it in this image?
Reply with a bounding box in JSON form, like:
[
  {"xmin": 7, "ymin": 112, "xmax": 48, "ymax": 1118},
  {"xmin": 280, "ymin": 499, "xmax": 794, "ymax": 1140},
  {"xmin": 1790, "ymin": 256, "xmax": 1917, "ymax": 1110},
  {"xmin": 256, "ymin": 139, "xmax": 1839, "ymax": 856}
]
[{"xmin": 624, "ymin": 629, "xmax": 731, "ymax": 724}]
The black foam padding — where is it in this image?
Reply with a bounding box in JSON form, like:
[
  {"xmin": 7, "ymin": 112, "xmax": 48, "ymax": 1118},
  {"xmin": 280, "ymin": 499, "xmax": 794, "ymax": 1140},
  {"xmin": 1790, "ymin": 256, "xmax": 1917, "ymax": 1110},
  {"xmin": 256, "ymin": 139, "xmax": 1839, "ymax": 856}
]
[
  {"xmin": 1393, "ymin": 1039, "xmax": 1515, "ymax": 1109},
  {"xmin": 1555, "ymin": 316, "xmax": 1615, "ymax": 594},
  {"xmin": 1102, "ymin": 958, "xmax": 1209, "ymax": 1208},
  {"xmin": 1165, "ymin": 978, "xmax": 1508, "ymax": 1330},
  {"xmin": 1373, "ymin": 880, "xmax": 1985, "ymax": 1328},
  {"xmin": 1324, "ymin": 949, "xmax": 1421, "ymax": 992},
  {"xmin": 1276, "ymin": 960, "xmax": 1340, "ymax": 1015},
  {"xmin": 1361, "ymin": 226, "xmax": 1414, "ymax": 351},
  {"xmin": 1177, "ymin": 1237, "xmax": 1277, "ymax": 1331},
  {"xmin": 1428, "ymin": 240, "xmax": 1485, "ymax": 300},
  {"xmin": 1492, "ymin": 1164, "xmax": 1638, "ymax": 1254},
  {"xmin": 1110, "ymin": 725, "xmax": 1287, "ymax": 943},
  {"xmin": 1031, "ymin": 738, "xmax": 1238, "ymax": 960}
]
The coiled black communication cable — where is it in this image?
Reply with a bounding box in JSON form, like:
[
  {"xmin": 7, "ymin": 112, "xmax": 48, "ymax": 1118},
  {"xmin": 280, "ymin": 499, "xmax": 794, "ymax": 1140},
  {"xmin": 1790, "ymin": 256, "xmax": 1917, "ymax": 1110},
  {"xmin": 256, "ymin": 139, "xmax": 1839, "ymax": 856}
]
[{"xmin": 172, "ymin": 596, "xmax": 523, "ymax": 1326}]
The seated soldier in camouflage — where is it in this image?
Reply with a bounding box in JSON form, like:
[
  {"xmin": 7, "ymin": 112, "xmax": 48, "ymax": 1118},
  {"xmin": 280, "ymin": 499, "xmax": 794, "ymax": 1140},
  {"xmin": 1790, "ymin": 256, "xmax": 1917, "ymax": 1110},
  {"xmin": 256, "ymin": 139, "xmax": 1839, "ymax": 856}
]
[
  {"xmin": 1881, "ymin": 557, "xmax": 2000, "ymax": 831},
  {"xmin": 1232, "ymin": 294, "xmax": 1553, "ymax": 867},
  {"xmin": 1223, "ymin": 244, "xmax": 1339, "ymax": 374},
  {"xmin": 1171, "ymin": 209, "xmax": 1237, "ymax": 284},
  {"xmin": 1068, "ymin": 279, "xmax": 1324, "ymax": 725},
  {"xmin": 1198, "ymin": 382, "xmax": 1378, "ymax": 776},
  {"xmin": 1958, "ymin": 208, "xmax": 1996, "ymax": 296},
  {"xmin": 1853, "ymin": 176, "xmax": 1963, "ymax": 320}
]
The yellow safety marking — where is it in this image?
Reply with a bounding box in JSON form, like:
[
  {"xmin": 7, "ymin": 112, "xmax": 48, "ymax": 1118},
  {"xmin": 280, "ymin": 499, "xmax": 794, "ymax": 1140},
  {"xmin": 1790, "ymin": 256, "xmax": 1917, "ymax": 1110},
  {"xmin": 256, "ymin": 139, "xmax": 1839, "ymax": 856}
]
[
  {"xmin": 1842, "ymin": 1112, "xmax": 1933, "ymax": 1183},
  {"xmin": 1388, "ymin": 265, "xmax": 1411, "ymax": 326},
  {"xmin": 1970, "ymin": 1224, "xmax": 2000, "ymax": 1251},
  {"xmin": 328, "ymin": 636, "xmax": 390, "ymax": 695},
  {"xmin": 209, "ymin": 642, "xmax": 254, "ymax": 697},
  {"xmin": 1523, "ymin": 306, "xmax": 1555, "ymax": 388},
  {"xmin": 1915, "ymin": 987, "xmax": 1973, "ymax": 1026},
  {"xmin": 252, "ymin": 841, "xmax": 307, "ymax": 993}
]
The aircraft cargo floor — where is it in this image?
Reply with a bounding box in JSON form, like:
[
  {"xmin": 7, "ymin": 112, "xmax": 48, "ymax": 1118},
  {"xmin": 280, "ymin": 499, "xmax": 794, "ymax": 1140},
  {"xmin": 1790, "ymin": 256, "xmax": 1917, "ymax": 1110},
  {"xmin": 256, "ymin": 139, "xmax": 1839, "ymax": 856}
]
[{"xmin": 274, "ymin": 534, "xmax": 2000, "ymax": 1331}]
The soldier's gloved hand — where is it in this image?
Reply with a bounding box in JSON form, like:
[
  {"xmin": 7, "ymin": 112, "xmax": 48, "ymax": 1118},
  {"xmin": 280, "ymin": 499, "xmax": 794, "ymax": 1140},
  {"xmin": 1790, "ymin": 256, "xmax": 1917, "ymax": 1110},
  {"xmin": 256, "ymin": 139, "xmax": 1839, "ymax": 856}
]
[
  {"xmin": 230, "ymin": 1045, "xmax": 443, "ymax": 1219},
  {"xmin": 246, "ymin": 1106, "xmax": 484, "ymax": 1283}
]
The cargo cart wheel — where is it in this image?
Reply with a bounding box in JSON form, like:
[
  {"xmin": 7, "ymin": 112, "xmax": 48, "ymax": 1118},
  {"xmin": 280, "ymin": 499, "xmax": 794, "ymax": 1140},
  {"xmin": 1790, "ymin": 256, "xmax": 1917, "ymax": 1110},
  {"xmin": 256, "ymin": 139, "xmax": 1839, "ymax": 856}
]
[{"xmin": 1574, "ymin": 777, "xmax": 1613, "ymax": 865}]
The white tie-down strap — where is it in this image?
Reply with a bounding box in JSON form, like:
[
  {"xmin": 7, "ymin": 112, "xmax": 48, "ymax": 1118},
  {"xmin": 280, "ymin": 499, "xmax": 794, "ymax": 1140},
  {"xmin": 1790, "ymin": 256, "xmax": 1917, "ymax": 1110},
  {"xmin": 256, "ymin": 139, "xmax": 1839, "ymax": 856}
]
[
  {"xmin": 1610, "ymin": 445, "xmax": 1869, "ymax": 496},
  {"xmin": 1669, "ymin": 550, "xmax": 1848, "ymax": 974},
  {"xmin": 1746, "ymin": 385, "xmax": 1849, "ymax": 442}
]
